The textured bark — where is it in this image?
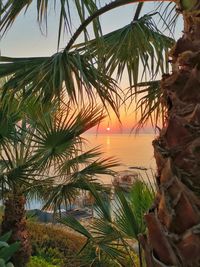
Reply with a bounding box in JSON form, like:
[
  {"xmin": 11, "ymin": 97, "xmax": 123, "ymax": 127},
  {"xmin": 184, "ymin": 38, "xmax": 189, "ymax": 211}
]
[
  {"xmin": 1, "ymin": 194, "xmax": 31, "ymax": 267},
  {"xmin": 141, "ymin": 5, "xmax": 200, "ymax": 267}
]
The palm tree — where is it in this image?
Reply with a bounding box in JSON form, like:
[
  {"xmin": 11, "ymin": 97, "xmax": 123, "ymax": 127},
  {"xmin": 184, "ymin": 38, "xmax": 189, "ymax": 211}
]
[
  {"xmin": 0, "ymin": 93, "xmax": 118, "ymax": 266},
  {"xmin": 60, "ymin": 180, "xmax": 155, "ymax": 266},
  {"xmin": 1, "ymin": 0, "xmax": 200, "ymax": 266}
]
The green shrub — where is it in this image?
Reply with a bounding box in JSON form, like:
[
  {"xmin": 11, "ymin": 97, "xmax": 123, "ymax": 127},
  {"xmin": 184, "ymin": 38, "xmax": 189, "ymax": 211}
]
[
  {"xmin": 27, "ymin": 222, "xmax": 85, "ymax": 267},
  {"xmin": 0, "ymin": 231, "xmax": 20, "ymax": 267},
  {"xmin": 35, "ymin": 247, "xmax": 64, "ymax": 266},
  {"xmin": 27, "ymin": 256, "xmax": 59, "ymax": 267},
  {"xmin": 27, "ymin": 222, "xmax": 134, "ymax": 267}
]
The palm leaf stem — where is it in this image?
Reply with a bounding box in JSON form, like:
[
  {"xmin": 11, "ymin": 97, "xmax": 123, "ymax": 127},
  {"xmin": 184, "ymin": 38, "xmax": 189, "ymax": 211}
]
[
  {"xmin": 65, "ymin": 0, "xmax": 174, "ymax": 50},
  {"xmin": 133, "ymin": 3, "xmax": 144, "ymax": 21}
]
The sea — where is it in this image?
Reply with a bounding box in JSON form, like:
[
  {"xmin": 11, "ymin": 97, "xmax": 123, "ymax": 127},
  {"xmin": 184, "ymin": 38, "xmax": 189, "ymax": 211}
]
[
  {"xmin": 28, "ymin": 133, "xmax": 157, "ymax": 210},
  {"xmin": 84, "ymin": 133, "xmax": 156, "ymax": 181}
]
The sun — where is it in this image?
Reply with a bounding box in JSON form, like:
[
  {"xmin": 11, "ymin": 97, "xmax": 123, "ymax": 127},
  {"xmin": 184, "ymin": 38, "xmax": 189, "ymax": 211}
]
[{"xmin": 106, "ymin": 127, "xmax": 110, "ymax": 131}]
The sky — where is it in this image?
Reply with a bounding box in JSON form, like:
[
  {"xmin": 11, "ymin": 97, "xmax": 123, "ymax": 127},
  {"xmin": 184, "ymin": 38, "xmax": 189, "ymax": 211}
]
[{"xmin": 0, "ymin": 1, "xmax": 183, "ymax": 134}]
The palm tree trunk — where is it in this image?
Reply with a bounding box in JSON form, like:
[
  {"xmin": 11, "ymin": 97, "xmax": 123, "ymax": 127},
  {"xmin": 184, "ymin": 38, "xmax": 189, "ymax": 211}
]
[
  {"xmin": 1, "ymin": 194, "xmax": 31, "ymax": 267},
  {"xmin": 139, "ymin": 3, "xmax": 200, "ymax": 267}
]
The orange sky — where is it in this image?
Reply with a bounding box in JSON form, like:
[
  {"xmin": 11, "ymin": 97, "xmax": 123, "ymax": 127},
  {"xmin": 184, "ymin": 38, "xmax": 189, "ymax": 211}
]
[
  {"xmin": 87, "ymin": 102, "xmax": 156, "ymax": 134},
  {"xmin": 0, "ymin": 2, "xmax": 182, "ymax": 135}
]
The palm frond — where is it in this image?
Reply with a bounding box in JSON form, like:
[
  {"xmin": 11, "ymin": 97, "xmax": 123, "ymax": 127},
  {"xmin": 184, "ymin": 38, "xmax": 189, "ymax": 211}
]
[
  {"xmin": 61, "ymin": 215, "xmax": 126, "ymax": 265},
  {"xmin": 60, "ymin": 216, "xmax": 92, "ymax": 239},
  {"xmin": 75, "ymin": 14, "xmax": 174, "ymax": 87},
  {"xmin": 41, "ymin": 183, "xmax": 79, "ymax": 212},
  {"xmin": 0, "ymin": 0, "xmax": 101, "ymax": 48},
  {"xmin": 0, "ymin": 53, "xmax": 119, "ymax": 113},
  {"xmin": 32, "ymin": 162, "xmax": 112, "ymax": 212},
  {"xmin": 155, "ymin": 2, "xmax": 180, "ymax": 35},
  {"xmin": 72, "ymin": 157, "xmax": 118, "ymax": 179},
  {"xmin": 59, "ymin": 146, "xmax": 103, "ymax": 174},
  {"xmin": 0, "ymin": 0, "xmax": 32, "ymax": 35},
  {"xmin": 22, "ymin": 96, "xmax": 59, "ymax": 124},
  {"xmin": 114, "ymin": 190, "xmax": 140, "ymax": 240},
  {"xmin": 87, "ymin": 183, "xmax": 112, "ymax": 222},
  {"xmin": 0, "ymin": 103, "xmax": 19, "ymax": 145},
  {"xmin": 42, "ymin": 155, "xmax": 118, "ymax": 212},
  {"xmin": 126, "ymin": 80, "xmax": 166, "ymax": 130},
  {"xmin": 60, "ymin": 180, "xmax": 155, "ymax": 266},
  {"xmin": 0, "ymin": 131, "xmax": 43, "ymax": 194},
  {"xmin": 41, "ymin": 172, "xmax": 102, "ymax": 211},
  {"xmin": 0, "ymin": 82, "xmax": 21, "ymax": 145},
  {"xmin": 129, "ymin": 180, "xmax": 154, "ymax": 232},
  {"xmin": 31, "ymin": 105, "xmax": 106, "ymax": 170}
]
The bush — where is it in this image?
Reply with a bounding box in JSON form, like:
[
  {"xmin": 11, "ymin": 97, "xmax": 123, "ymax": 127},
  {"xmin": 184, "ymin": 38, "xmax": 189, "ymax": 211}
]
[
  {"xmin": 34, "ymin": 247, "xmax": 64, "ymax": 266},
  {"xmin": 0, "ymin": 231, "xmax": 20, "ymax": 267},
  {"xmin": 27, "ymin": 222, "xmax": 85, "ymax": 267},
  {"xmin": 27, "ymin": 256, "xmax": 59, "ymax": 267}
]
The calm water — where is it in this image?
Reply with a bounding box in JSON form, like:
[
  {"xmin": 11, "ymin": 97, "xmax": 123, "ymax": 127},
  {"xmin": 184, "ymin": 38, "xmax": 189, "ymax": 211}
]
[
  {"xmin": 27, "ymin": 134, "xmax": 156, "ymax": 209},
  {"xmin": 83, "ymin": 133, "xmax": 156, "ymax": 184}
]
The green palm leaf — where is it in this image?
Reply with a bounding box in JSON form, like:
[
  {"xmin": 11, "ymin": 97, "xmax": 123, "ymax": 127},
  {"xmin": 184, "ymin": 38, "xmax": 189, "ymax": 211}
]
[
  {"xmin": 41, "ymin": 183, "xmax": 79, "ymax": 212},
  {"xmin": 0, "ymin": 132, "xmax": 44, "ymax": 194},
  {"xmin": 0, "ymin": 104, "xmax": 19, "ymax": 145},
  {"xmin": 72, "ymin": 157, "xmax": 118, "ymax": 178},
  {"xmin": 0, "ymin": 84, "xmax": 20, "ymax": 145},
  {"xmin": 128, "ymin": 80, "xmax": 166, "ymax": 129},
  {"xmin": 0, "ymin": 54, "xmax": 119, "ymax": 112},
  {"xmin": 88, "ymin": 183, "xmax": 112, "ymax": 222},
  {"xmin": 115, "ymin": 181, "xmax": 154, "ymax": 240},
  {"xmin": 42, "ymin": 155, "xmax": 118, "ymax": 212},
  {"xmin": 60, "ymin": 179, "xmax": 155, "ymax": 265},
  {"xmin": 0, "ymin": 0, "xmax": 101, "ymax": 48},
  {"xmin": 129, "ymin": 180, "xmax": 154, "ymax": 233},
  {"xmin": 60, "ymin": 216, "xmax": 92, "ymax": 239},
  {"xmin": 114, "ymin": 190, "xmax": 140, "ymax": 240},
  {"xmin": 62, "ymin": 215, "xmax": 127, "ymax": 265},
  {"xmin": 75, "ymin": 14, "xmax": 174, "ymax": 87},
  {"xmin": 59, "ymin": 146, "xmax": 103, "ymax": 174},
  {"xmin": 31, "ymin": 105, "xmax": 106, "ymax": 170}
]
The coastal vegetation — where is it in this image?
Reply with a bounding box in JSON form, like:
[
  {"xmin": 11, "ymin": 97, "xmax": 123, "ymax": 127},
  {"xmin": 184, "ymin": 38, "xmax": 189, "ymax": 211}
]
[
  {"xmin": 0, "ymin": 93, "xmax": 117, "ymax": 266},
  {"xmin": 27, "ymin": 222, "xmax": 85, "ymax": 267},
  {"xmin": 62, "ymin": 180, "xmax": 155, "ymax": 266},
  {"xmin": 1, "ymin": 0, "xmax": 200, "ymax": 266}
]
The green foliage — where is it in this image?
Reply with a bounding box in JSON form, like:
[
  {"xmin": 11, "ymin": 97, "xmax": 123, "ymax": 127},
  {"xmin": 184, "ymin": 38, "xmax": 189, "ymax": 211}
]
[
  {"xmin": 0, "ymin": 1, "xmax": 178, "ymax": 266},
  {"xmin": 27, "ymin": 222, "xmax": 85, "ymax": 267},
  {"xmin": 116, "ymin": 180, "xmax": 154, "ymax": 238},
  {"xmin": 76, "ymin": 14, "xmax": 174, "ymax": 87},
  {"xmin": 129, "ymin": 80, "xmax": 165, "ymax": 129},
  {"xmin": 0, "ymin": 0, "xmax": 101, "ymax": 49},
  {"xmin": 0, "ymin": 232, "xmax": 20, "ymax": 267},
  {"xmin": 27, "ymin": 221, "xmax": 126, "ymax": 267},
  {"xmin": 61, "ymin": 180, "xmax": 155, "ymax": 266},
  {"xmin": 27, "ymin": 256, "xmax": 59, "ymax": 267},
  {"xmin": 37, "ymin": 248, "xmax": 64, "ymax": 266},
  {"xmin": 0, "ymin": 1, "xmax": 175, "ymax": 125},
  {"xmin": 0, "ymin": 96, "xmax": 118, "ymax": 210},
  {"xmin": 0, "ymin": 55, "xmax": 119, "ymax": 111}
]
